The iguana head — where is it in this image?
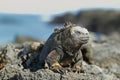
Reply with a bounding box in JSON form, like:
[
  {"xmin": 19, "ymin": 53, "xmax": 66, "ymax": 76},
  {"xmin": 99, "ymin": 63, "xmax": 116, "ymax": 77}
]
[
  {"xmin": 70, "ymin": 26, "xmax": 89, "ymax": 44},
  {"xmin": 62, "ymin": 22, "xmax": 89, "ymax": 49}
]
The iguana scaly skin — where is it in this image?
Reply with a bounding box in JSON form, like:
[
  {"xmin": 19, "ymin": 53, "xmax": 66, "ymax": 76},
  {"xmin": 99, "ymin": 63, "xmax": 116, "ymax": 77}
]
[{"xmin": 39, "ymin": 22, "xmax": 90, "ymax": 72}]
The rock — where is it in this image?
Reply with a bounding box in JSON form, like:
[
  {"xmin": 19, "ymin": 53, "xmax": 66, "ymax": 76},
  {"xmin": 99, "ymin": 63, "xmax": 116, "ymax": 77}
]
[
  {"xmin": 51, "ymin": 10, "xmax": 120, "ymax": 34},
  {"xmin": 15, "ymin": 35, "xmax": 45, "ymax": 43},
  {"xmin": 92, "ymin": 40, "xmax": 120, "ymax": 78},
  {"xmin": 0, "ymin": 42, "xmax": 119, "ymax": 80},
  {"xmin": 10, "ymin": 69, "xmax": 61, "ymax": 80},
  {"xmin": 82, "ymin": 61, "xmax": 103, "ymax": 74},
  {"xmin": 1, "ymin": 62, "xmax": 119, "ymax": 80},
  {"xmin": 51, "ymin": 12, "xmax": 76, "ymax": 24}
]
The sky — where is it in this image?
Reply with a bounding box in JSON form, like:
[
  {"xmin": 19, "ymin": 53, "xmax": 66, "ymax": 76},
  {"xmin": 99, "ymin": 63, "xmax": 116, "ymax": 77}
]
[{"xmin": 0, "ymin": 0, "xmax": 120, "ymax": 21}]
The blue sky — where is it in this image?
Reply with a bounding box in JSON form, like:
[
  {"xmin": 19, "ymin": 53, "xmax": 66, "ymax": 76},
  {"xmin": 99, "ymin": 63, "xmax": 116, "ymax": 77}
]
[{"xmin": 0, "ymin": 0, "xmax": 119, "ymax": 21}]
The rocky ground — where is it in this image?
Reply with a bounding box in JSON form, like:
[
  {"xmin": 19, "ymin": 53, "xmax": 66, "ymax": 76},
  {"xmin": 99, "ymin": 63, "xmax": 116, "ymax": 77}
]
[{"xmin": 0, "ymin": 34, "xmax": 120, "ymax": 80}]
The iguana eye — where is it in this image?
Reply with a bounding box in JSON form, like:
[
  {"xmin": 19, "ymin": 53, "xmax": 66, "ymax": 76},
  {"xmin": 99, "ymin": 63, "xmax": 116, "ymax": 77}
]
[{"xmin": 76, "ymin": 31, "xmax": 81, "ymax": 34}]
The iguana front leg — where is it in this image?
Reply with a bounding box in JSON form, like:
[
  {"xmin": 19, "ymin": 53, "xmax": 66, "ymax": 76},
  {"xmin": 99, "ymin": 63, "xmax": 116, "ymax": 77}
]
[
  {"xmin": 46, "ymin": 50, "xmax": 70, "ymax": 74},
  {"xmin": 46, "ymin": 50, "xmax": 61, "ymax": 70},
  {"xmin": 72, "ymin": 50, "xmax": 83, "ymax": 73}
]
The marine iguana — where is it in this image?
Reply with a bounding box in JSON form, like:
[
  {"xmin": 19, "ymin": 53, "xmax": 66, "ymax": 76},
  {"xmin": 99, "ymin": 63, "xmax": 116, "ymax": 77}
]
[{"xmin": 38, "ymin": 22, "xmax": 91, "ymax": 72}]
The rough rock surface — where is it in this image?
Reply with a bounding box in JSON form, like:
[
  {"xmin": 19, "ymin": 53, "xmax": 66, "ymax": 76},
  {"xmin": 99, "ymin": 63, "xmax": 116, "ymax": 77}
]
[
  {"xmin": 92, "ymin": 40, "xmax": 120, "ymax": 78},
  {"xmin": 0, "ymin": 42, "xmax": 119, "ymax": 80}
]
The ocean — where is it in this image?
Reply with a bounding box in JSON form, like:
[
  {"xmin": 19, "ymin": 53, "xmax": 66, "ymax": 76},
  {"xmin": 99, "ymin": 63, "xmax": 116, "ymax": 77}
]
[{"xmin": 0, "ymin": 13, "xmax": 57, "ymax": 44}]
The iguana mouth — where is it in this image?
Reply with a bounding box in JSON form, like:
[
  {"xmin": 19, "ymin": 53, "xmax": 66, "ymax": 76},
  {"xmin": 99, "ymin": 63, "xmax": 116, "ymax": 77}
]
[
  {"xmin": 80, "ymin": 37, "xmax": 89, "ymax": 43},
  {"xmin": 80, "ymin": 40, "xmax": 88, "ymax": 43}
]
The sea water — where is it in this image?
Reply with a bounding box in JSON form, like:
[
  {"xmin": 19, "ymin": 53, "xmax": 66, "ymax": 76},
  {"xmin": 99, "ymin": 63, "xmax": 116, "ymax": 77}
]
[{"xmin": 0, "ymin": 13, "xmax": 56, "ymax": 44}]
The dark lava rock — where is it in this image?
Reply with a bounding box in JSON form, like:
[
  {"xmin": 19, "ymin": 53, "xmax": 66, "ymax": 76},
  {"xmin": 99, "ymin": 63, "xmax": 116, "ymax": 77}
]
[
  {"xmin": 0, "ymin": 40, "xmax": 120, "ymax": 80},
  {"xmin": 51, "ymin": 10, "xmax": 120, "ymax": 34}
]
